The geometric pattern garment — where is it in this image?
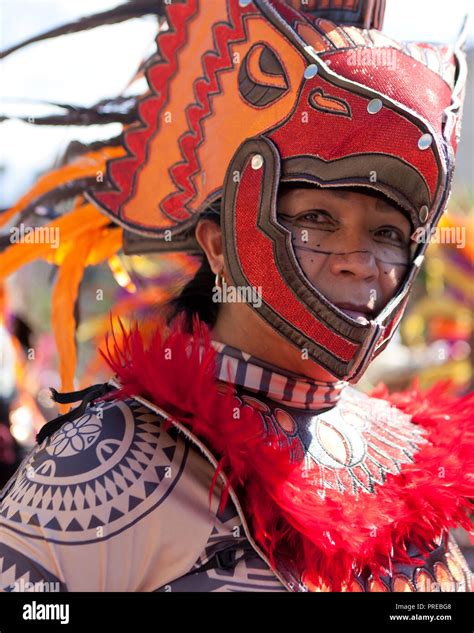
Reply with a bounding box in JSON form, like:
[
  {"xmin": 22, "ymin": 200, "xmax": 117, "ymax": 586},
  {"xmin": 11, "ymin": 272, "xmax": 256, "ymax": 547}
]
[
  {"xmin": 0, "ymin": 397, "xmax": 286, "ymax": 592},
  {"xmin": 229, "ymin": 380, "xmax": 429, "ymax": 486},
  {"xmin": 0, "ymin": 389, "xmax": 472, "ymax": 592},
  {"xmin": 154, "ymin": 497, "xmax": 287, "ymax": 592}
]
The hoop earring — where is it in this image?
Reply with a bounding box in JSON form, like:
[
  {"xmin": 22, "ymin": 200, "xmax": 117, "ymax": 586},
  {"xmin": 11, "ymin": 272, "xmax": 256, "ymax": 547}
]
[{"xmin": 214, "ymin": 270, "xmax": 225, "ymax": 289}]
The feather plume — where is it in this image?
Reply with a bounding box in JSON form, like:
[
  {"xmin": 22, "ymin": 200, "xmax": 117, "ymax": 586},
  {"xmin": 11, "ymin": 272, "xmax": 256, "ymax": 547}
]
[
  {"xmin": 0, "ymin": 0, "xmax": 166, "ymax": 59},
  {"xmin": 100, "ymin": 315, "xmax": 474, "ymax": 591}
]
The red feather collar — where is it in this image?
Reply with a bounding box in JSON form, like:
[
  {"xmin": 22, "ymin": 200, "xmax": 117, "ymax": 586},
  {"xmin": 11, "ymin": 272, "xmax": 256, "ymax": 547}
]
[{"xmin": 100, "ymin": 314, "xmax": 474, "ymax": 591}]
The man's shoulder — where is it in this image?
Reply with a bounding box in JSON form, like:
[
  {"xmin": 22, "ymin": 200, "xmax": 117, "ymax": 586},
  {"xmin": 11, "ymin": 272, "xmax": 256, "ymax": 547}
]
[
  {"xmin": 0, "ymin": 394, "xmax": 202, "ymax": 541},
  {"xmin": 0, "ymin": 393, "xmax": 228, "ymax": 591},
  {"xmin": 31, "ymin": 394, "xmax": 180, "ymax": 476}
]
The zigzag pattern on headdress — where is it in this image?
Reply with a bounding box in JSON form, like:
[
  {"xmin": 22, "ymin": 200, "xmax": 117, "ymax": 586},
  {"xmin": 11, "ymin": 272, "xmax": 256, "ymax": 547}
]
[
  {"xmin": 89, "ymin": 0, "xmax": 256, "ymax": 233},
  {"xmin": 163, "ymin": 1, "xmax": 252, "ymax": 224}
]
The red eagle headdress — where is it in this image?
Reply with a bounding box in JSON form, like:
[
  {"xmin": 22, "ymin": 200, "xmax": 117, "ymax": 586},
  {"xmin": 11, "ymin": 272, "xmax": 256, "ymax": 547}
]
[{"xmin": 0, "ymin": 0, "xmax": 467, "ymax": 384}]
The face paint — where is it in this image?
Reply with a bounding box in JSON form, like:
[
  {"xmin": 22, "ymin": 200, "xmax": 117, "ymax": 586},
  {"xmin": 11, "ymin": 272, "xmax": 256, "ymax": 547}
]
[
  {"xmin": 278, "ymin": 212, "xmax": 411, "ymax": 269},
  {"xmin": 292, "ymin": 244, "xmax": 410, "ymax": 268},
  {"xmin": 277, "ymin": 208, "xmax": 412, "ymax": 323}
]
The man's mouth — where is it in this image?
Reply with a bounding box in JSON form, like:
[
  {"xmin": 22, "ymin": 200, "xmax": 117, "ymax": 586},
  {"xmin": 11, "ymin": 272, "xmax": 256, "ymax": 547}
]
[{"xmin": 333, "ymin": 303, "xmax": 375, "ymax": 324}]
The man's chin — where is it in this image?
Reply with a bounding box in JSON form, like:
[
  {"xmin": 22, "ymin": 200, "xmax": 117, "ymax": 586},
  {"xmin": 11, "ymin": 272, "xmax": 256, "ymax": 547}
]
[
  {"xmin": 338, "ymin": 308, "xmax": 370, "ymax": 324},
  {"xmin": 298, "ymin": 355, "xmax": 340, "ymax": 383}
]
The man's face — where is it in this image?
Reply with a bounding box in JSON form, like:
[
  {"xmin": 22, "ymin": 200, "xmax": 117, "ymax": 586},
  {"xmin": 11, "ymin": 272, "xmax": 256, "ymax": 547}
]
[{"xmin": 277, "ymin": 186, "xmax": 412, "ymax": 323}]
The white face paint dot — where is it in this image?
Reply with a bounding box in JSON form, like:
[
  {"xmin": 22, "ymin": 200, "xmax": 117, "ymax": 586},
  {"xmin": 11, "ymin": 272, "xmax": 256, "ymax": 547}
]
[
  {"xmin": 419, "ymin": 205, "xmax": 429, "ymax": 222},
  {"xmin": 251, "ymin": 154, "xmax": 264, "ymax": 170},
  {"xmin": 239, "ymin": 0, "xmax": 252, "ymax": 7},
  {"xmin": 304, "ymin": 64, "xmax": 319, "ymax": 79},
  {"xmin": 367, "ymin": 98, "xmax": 383, "ymax": 114},
  {"xmin": 418, "ymin": 133, "xmax": 433, "ymax": 150}
]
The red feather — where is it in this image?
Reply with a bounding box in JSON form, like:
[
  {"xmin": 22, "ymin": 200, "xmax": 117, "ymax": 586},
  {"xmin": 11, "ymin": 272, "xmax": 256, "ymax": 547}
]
[{"xmin": 99, "ymin": 314, "xmax": 474, "ymax": 591}]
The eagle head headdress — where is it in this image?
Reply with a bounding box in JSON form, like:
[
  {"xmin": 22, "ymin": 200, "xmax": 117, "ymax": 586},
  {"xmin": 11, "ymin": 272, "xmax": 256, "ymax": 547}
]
[{"xmin": 1, "ymin": 0, "xmax": 467, "ymax": 385}]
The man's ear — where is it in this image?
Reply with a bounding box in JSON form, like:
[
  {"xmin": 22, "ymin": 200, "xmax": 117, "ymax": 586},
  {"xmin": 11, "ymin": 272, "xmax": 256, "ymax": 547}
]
[{"xmin": 194, "ymin": 218, "xmax": 225, "ymax": 275}]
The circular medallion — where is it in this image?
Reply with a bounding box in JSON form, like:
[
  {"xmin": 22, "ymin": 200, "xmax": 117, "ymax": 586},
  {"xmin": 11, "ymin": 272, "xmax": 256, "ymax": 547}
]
[{"xmin": 0, "ymin": 400, "xmax": 188, "ymax": 544}]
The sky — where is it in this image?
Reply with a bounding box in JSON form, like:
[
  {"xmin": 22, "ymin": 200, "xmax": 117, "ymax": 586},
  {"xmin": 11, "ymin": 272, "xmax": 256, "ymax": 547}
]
[{"xmin": 0, "ymin": 0, "xmax": 472, "ymax": 206}]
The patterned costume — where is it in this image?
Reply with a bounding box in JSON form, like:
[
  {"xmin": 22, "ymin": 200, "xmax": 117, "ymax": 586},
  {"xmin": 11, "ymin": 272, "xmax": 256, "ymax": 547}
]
[{"xmin": 0, "ymin": 0, "xmax": 472, "ymax": 592}]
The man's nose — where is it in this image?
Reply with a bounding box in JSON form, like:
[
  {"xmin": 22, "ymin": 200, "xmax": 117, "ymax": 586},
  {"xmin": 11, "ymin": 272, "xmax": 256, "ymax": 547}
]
[{"xmin": 328, "ymin": 249, "xmax": 379, "ymax": 280}]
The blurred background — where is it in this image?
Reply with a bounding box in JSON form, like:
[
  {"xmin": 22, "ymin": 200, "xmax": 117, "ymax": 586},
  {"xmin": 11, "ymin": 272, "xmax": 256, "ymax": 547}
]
[{"xmin": 0, "ymin": 0, "xmax": 473, "ymax": 571}]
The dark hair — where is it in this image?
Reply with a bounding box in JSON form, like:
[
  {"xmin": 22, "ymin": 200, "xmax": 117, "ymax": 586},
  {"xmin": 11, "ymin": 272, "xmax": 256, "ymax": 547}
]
[{"xmin": 166, "ymin": 205, "xmax": 221, "ymax": 333}]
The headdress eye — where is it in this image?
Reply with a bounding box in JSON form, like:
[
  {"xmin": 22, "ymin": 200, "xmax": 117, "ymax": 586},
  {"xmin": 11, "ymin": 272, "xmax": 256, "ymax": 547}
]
[
  {"xmin": 308, "ymin": 88, "xmax": 352, "ymax": 118},
  {"xmin": 238, "ymin": 43, "xmax": 289, "ymax": 108}
]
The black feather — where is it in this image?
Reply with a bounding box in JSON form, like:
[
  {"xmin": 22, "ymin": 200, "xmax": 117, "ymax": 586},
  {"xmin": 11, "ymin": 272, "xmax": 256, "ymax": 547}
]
[
  {"xmin": 1, "ymin": 96, "xmax": 140, "ymax": 126},
  {"xmin": 0, "ymin": 0, "xmax": 166, "ymax": 59}
]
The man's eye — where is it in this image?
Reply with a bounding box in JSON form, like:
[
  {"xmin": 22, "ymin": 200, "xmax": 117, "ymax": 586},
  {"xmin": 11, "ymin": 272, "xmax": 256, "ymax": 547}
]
[
  {"xmin": 299, "ymin": 211, "xmax": 332, "ymax": 224},
  {"xmin": 376, "ymin": 227, "xmax": 406, "ymax": 244}
]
